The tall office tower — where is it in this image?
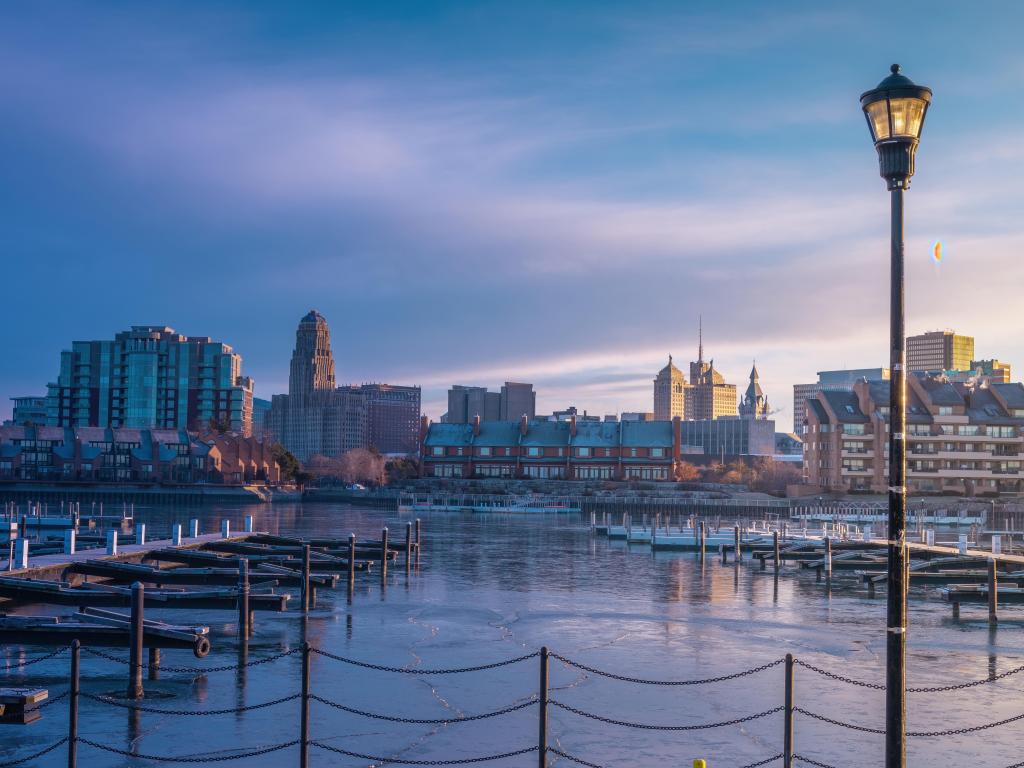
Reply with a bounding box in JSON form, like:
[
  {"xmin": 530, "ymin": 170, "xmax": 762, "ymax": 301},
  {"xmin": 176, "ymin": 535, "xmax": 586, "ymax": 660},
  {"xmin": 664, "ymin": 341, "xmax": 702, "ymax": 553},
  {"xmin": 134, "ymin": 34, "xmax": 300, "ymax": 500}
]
[
  {"xmin": 288, "ymin": 310, "xmax": 336, "ymax": 403},
  {"xmin": 500, "ymin": 382, "xmax": 536, "ymax": 420},
  {"xmin": 906, "ymin": 330, "xmax": 974, "ymax": 372},
  {"xmin": 45, "ymin": 326, "xmax": 254, "ymax": 434},
  {"xmin": 653, "ymin": 356, "xmax": 686, "ymax": 420}
]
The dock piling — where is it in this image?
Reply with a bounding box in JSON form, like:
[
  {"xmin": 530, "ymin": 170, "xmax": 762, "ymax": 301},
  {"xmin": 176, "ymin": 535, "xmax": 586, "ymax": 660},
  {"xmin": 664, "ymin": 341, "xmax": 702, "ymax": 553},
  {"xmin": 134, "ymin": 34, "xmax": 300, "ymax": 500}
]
[
  {"xmin": 14, "ymin": 538, "xmax": 29, "ymax": 569},
  {"xmin": 127, "ymin": 582, "xmax": 144, "ymax": 699},
  {"xmin": 148, "ymin": 648, "xmax": 160, "ymax": 679},
  {"xmin": 64, "ymin": 530, "xmax": 76, "ymax": 556},
  {"xmin": 239, "ymin": 558, "xmax": 250, "ymax": 638},
  {"xmin": 734, "ymin": 525, "xmax": 741, "ymax": 562},
  {"xmin": 244, "ymin": 515, "xmax": 254, "ymax": 533},
  {"xmin": 773, "ymin": 530, "xmax": 780, "ymax": 574},
  {"xmin": 380, "ymin": 527, "xmax": 389, "ymax": 585},
  {"xmin": 135, "ymin": 523, "xmax": 146, "ymax": 546},
  {"xmin": 220, "ymin": 520, "xmax": 231, "ymax": 539},
  {"xmin": 189, "ymin": 519, "xmax": 199, "ymax": 538},
  {"xmin": 68, "ymin": 639, "xmax": 79, "ymax": 768},
  {"xmin": 405, "ymin": 522, "xmax": 412, "ymax": 573},
  {"xmin": 415, "ymin": 518, "xmax": 422, "ymax": 566},
  {"xmin": 347, "ymin": 533, "xmax": 356, "ymax": 600},
  {"xmin": 988, "ymin": 558, "xmax": 998, "ymax": 625},
  {"xmin": 825, "ymin": 538, "xmax": 832, "ymax": 586},
  {"xmin": 171, "ymin": 524, "xmax": 182, "ymax": 546},
  {"xmin": 106, "ymin": 530, "xmax": 118, "ymax": 556},
  {"xmin": 301, "ymin": 544, "xmax": 311, "ymax": 612}
]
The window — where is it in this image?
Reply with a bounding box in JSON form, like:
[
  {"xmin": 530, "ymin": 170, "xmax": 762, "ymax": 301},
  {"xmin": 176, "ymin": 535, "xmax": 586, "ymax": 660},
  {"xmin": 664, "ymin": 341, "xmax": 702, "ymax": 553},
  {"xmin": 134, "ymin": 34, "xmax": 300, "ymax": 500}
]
[
  {"xmin": 431, "ymin": 446, "xmax": 444, "ymax": 456},
  {"xmin": 651, "ymin": 448, "xmax": 665, "ymax": 458},
  {"xmin": 527, "ymin": 447, "xmax": 541, "ymax": 457},
  {"xmin": 576, "ymin": 447, "xmax": 591, "ymax": 457},
  {"xmin": 478, "ymin": 446, "xmax": 491, "ymax": 456},
  {"xmin": 938, "ymin": 406, "xmax": 953, "ymax": 416},
  {"xmin": 959, "ymin": 425, "xmax": 980, "ymax": 436},
  {"xmin": 843, "ymin": 424, "xmax": 866, "ymax": 435}
]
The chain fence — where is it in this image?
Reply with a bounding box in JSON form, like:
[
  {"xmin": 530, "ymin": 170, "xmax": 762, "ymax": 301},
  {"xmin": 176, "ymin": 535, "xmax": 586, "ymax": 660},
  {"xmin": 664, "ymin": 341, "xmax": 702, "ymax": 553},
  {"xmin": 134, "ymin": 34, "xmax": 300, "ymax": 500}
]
[
  {"xmin": 551, "ymin": 700, "xmax": 783, "ymax": 731},
  {"xmin": 795, "ymin": 657, "xmax": 1024, "ymax": 693},
  {"xmin": 551, "ymin": 653, "xmax": 785, "ymax": 685},
  {"xmin": 78, "ymin": 737, "xmax": 301, "ymax": 762},
  {"xmin": 310, "ymin": 646, "xmax": 539, "ymax": 673},
  {"xmin": 0, "ymin": 645, "xmax": 69, "ymax": 670},
  {"xmin": 0, "ymin": 737, "xmax": 68, "ymax": 767},
  {"xmin": 82, "ymin": 645, "xmax": 300, "ymax": 672},
  {"xmin": 310, "ymin": 741, "xmax": 538, "ymax": 764},
  {"xmin": 82, "ymin": 691, "xmax": 300, "ymax": 716},
  {"xmin": 310, "ymin": 693, "xmax": 537, "ymax": 724}
]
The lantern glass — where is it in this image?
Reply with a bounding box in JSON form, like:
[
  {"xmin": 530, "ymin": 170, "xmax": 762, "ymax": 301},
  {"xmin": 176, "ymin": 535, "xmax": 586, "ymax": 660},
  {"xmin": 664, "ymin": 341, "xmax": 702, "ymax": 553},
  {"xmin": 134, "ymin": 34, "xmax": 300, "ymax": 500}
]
[
  {"xmin": 889, "ymin": 97, "xmax": 927, "ymax": 139},
  {"xmin": 865, "ymin": 100, "xmax": 891, "ymax": 141}
]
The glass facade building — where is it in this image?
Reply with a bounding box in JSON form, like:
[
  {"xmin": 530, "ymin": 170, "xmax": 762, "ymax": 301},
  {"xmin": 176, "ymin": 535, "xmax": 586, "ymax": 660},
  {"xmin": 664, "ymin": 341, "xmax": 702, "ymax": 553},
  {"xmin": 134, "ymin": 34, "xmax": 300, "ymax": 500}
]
[{"xmin": 45, "ymin": 326, "xmax": 254, "ymax": 434}]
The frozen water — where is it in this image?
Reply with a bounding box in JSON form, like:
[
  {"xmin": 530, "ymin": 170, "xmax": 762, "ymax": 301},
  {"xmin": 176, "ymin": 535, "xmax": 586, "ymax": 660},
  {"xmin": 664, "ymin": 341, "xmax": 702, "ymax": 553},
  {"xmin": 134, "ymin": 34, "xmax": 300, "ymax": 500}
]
[{"xmin": 2, "ymin": 502, "xmax": 1023, "ymax": 767}]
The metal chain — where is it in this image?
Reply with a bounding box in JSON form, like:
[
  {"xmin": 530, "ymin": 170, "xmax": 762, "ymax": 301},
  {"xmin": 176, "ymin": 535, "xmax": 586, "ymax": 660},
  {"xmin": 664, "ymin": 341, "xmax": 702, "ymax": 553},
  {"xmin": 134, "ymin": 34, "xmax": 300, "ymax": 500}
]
[
  {"xmin": 83, "ymin": 646, "xmax": 300, "ymax": 672},
  {"xmin": 793, "ymin": 754, "xmax": 840, "ymax": 768},
  {"xmin": 310, "ymin": 647, "xmax": 539, "ymax": 674},
  {"xmin": 1, "ymin": 645, "xmax": 69, "ymax": 671},
  {"xmin": 310, "ymin": 741, "xmax": 537, "ymax": 764},
  {"xmin": 906, "ymin": 709, "xmax": 1024, "ymax": 737},
  {"xmin": 551, "ymin": 653, "xmax": 785, "ymax": 685},
  {"xmin": 0, "ymin": 737, "xmax": 69, "ymax": 767},
  {"xmin": 793, "ymin": 708, "xmax": 885, "ymax": 735},
  {"xmin": 37, "ymin": 689, "xmax": 70, "ymax": 708},
  {"xmin": 793, "ymin": 661, "xmax": 885, "ymax": 691},
  {"xmin": 548, "ymin": 747, "xmax": 604, "ymax": 767},
  {"xmin": 796, "ymin": 658, "xmax": 1024, "ymax": 693},
  {"xmin": 738, "ymin": 755, "xmax": 784, "ymax": 768},
  {"xmin": 550, "ymin": 700, "xmax": 783, "ymax": 730},
  {"xmin": 78, "ymin": 737, "xmax": 300, "ymax": 762},
  {"xmin": 82, "ymin": 691, "xmax": 300, "ymax": 715},
  {"xmin": 310, "ymin": 694, "xmax": 536, "ymax": 723}
]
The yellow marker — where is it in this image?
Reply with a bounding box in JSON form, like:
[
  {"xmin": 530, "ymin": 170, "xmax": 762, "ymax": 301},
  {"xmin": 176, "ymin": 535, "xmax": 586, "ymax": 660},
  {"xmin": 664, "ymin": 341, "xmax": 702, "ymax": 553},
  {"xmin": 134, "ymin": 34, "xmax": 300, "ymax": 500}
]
[{"xmin": 694, "ymin": 761, "xmax": 707, "ymax": 768}]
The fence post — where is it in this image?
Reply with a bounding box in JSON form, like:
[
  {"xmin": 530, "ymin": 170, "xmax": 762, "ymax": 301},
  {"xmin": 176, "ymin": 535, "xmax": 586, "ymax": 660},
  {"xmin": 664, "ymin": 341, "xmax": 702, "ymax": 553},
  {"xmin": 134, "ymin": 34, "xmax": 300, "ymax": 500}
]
[
  {"xmin": 68, "ymin": 639, "xmax": 79, "ymax": 768},
  {"xmin": 300, "ymin": 641, "xmax": 310, "ymax": 768},
  {"xmin": 989, "ymin": 558, "xmax": 998, "ymax": 625},
  {"xmin": 784, "ymin": 653, "xmax": 794, "ymax": 768},
  {"xmin": 127, "ymin": 581, "xmax": 144, "ymax": 699},
  {"xmin": 538, "ymin": 646, "xmax": 549, "ymax": 768},
  {"xmin": 347, "ymin": 533, "xmax": 356, "ymax": 600}
]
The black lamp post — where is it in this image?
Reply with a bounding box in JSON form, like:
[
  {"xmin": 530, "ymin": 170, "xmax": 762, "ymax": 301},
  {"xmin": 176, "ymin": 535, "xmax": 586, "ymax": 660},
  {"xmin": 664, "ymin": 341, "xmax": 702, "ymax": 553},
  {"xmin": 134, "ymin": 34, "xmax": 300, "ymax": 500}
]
[{"xmin": 860, "ymin": 64, "xmax": 932, "ymax": 768}]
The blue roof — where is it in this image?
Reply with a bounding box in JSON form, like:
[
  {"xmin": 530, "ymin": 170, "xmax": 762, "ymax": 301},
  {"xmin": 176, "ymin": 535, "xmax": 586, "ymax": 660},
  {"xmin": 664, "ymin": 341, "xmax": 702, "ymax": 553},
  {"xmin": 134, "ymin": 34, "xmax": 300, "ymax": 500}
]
[
  {"xmin": 520, "ymin": 421, "xmax": 570, "ymax": 447},
  {"xmin": 473, "ymin": 421, "xmax": 522, "ymax": 446},
  {"xmin": 571, "ymin": 421, "xmax": 619, "ymax": 447},
  {"xmin": 424, "ymin": 423, "xmax": 474, "ymax": 447},
  {"xmin": 620, "ymin": 421, "xmax": 672, "ymax": 447}
]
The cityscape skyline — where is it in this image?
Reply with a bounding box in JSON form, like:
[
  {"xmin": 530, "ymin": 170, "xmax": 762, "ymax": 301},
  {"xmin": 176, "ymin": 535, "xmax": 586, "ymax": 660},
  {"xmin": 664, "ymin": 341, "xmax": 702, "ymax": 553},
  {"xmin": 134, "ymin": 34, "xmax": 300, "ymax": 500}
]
[{"xmin": 4, "ymin": 3, "xmax": 1024, "ymax": 431}]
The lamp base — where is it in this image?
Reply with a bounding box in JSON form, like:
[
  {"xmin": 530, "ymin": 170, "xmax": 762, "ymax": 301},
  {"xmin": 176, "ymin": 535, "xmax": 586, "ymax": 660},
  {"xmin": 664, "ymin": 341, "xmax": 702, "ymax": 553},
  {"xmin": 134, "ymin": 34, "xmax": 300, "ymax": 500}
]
[{"xmin": 876, "ymin": 140, "xmax": 917, "ymax": 190}]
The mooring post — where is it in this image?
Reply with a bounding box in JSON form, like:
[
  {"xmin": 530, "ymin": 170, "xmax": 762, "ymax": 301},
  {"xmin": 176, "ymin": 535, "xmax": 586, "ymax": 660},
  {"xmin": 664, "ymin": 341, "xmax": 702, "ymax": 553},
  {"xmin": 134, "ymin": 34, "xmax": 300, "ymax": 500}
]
[
  {"xmin": 68, "ymin": 639, "xmax": 80, "ymax": 768},
  {"xmin": 301, "ymin": 544, "xmax": 311, "ymax": 612},
  {"xmin": 734, "ymin": 525, "xmax": 741, "ymax": 562},
  {"xmin": 105, "ymin": 529, "xmax": 118, "ymax": 556},
  {"xmin": 773, "ymin": 530, "xmax": 780, "ymax": 573},
  {"xmin": 221, "ymin": 519, "xmax": 231, "ymax": 539},
  {"xmin": 171, "ymin": 524, "xmax": 182, "ymax": 546},
  {"xmin": 148, "ymin": 648, "xmax": 160, "ymax": 680},
  {"xmin": 134, "ymin": 523, "xmax": 146, "ymax": 546},
  {"xmin": 989, "ymin": 558, "xmax": 998, "ymax": 625},
  {"xmin": 825, "ymin": 537, "xmax": 833, "ymax": 586},
  {"xmin": 784, "ymin": 653, "xmax": 794, "ymax": 768},
  {"xmin": 699, "ymin": 520, "xmax": 706, "ymax": 559},
  {"xmin": 13, "ymin": 538, "xmax": 28, "ymax": 570},
  {"xmin": 189, "ymin": 518, "xmax": 199, "ymax": 538},
  {"xmin": 380, "ymin": 527, "xmax": 389, "ymax": 584},
  {"xmin": 415, "ymin": 518, "xmax": 422, "ymax": 565},
  {"xmin": 239, "ymin": 558, "xmax": 250, "ymax": 638},
  {"xmin": 720, "ymin": 543, "xmax": 726, "ymax": 565},
  {"xmin": 64, "ymin": 529, "xmax": 76, "ymax": 556},
  {"xmin": 300, "ymin": 641, "xmax": 311, "ymax": 768},
  {"xmin": 538, "ymin": 646, "xmax": 549, "ymax": 768},
  {"xmin": 405, "ymin": 522, "xmax": 413, "ymax": 573},
  {"xmin": 127, "ymin": 581, "xmax": 145, "ymax": 699},
  {"xmin": 244, "ymin": 515, "xmax": 254, "ymax": 533},
  {"xmin": 347, "ymin": 533, "xmax": 356, "ymax": 599}
]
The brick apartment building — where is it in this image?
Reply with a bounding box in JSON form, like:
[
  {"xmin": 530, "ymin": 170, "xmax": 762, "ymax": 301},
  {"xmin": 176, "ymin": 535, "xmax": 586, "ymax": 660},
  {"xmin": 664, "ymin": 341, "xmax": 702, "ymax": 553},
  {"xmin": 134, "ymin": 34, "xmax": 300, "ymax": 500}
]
[{"xmin": 802, "ymin": 375, "xmax": 1024, "ymax": 495}]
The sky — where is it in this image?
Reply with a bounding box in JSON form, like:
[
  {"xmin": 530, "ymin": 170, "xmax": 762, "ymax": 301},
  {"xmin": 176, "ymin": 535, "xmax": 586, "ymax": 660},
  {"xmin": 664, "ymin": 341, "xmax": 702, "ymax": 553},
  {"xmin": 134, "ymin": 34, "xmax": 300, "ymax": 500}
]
[{"xmin": 3, "ymin": 1, "xmax": 1024, "ymax": 432}]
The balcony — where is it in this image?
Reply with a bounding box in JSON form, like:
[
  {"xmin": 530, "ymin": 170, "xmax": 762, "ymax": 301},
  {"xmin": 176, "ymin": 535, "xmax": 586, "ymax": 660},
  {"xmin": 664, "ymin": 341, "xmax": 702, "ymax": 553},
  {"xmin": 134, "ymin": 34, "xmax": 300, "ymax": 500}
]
[
  {"xmin": 840, "ymin": 467, "xmax": 874, "ymax": 476},
  {"xmin": 841, "ymin": 449, "xmax": 874, "ymax": 458}
]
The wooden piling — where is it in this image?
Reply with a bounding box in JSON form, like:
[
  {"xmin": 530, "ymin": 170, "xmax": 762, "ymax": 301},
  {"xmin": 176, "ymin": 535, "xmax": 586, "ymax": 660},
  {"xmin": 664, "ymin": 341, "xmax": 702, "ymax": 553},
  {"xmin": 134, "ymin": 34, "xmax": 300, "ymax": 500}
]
[
  {"xmin": 989, "ymin": 558, "xmax": 998, "ymax": 624},
  {"xmin": 127, "ymin": 582, "xmax": 144, "ymax": 699},
  {"xmin": 773, "ymin": 530, "xmax": 780, "ymax": 573},
  {"xmin": 148, "ymin": 648, "xmax": 160, "ymax": 680},
  {"xmin": 68, "ymin": 640, "xmax": 79, "ymax": 768},
  {"xmin": 347, "ymin": 533, "xmax": 356, "ymax": 600},
  {"xmin": 405, "ymin": 522, "xmax": 413, "ymax": 574},
  {"xmin": 301, "ymin": 544, "xmax": 311, "ymax": 612},
  {"xmin": 734, "ymin": 525, "xmax": 741, "ymax": 562},
  {"xmin": 239, "ymin": 558, "xmax": 250, "ymax": 638},
  {"xmin": 415, "ymin": 518, "xmax": 422, "ymax": 566},
  {"xmin": 538, "ymin": 646, "xmax": 549, "ymax": 768},
  {"xmin": 699, "ymin": 520, "xmax": 706, "ymax": 559},
  {"xmin": 825, "ymin": 537, "xmax": 832, "ymax": 585},
  {"xmin": 380, "ymin": 527, "xmax": 389, "ymax": 584}
]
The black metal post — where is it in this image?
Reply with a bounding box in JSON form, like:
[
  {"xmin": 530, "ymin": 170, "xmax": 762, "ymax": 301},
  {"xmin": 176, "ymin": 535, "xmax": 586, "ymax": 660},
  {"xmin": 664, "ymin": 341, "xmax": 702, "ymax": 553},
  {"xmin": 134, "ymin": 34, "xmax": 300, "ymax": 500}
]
[
  {"xmin": 300, "ymin": 641, "xmax": 310, "ymax": 768},
  {"xmin": 127, "ymin": 581, "xmax": 144, "ymax": 699},
  {"xmin": 886, "ymin": 183, "xmax": 908, "ymax": 768},
  {"xmin": 538, "ymin": 646, "xmax": 549, "ymax": 768},
  {"xmin": 301, "ymin": 544, "xmax": 311, "ymax": 612},
  {"xmin": 784, "ymin": 653, "xmax": 794, "ymax": 768},
  {"xmin": 68, "ymin": 639, "xmax": 79, "ymax": 768}
]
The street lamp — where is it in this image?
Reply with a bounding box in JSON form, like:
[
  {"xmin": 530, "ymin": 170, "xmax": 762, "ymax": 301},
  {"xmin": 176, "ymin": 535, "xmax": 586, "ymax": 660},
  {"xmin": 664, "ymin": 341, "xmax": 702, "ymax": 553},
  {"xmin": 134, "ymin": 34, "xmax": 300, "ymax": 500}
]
[{"xmin": 860, "ymin": 64, "xmax": 932, "ymax": 768}]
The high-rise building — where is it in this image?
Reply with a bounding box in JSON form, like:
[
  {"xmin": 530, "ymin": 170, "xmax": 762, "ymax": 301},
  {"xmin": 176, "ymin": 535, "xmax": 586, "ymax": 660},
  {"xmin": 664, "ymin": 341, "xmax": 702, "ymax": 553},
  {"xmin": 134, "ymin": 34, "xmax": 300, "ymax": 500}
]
[
  {"xmin": 268, "ymin": 312, "xmax": 421, "ymax": 460},
  {"xmin": 907, "ymin": 330, "xmax": 974, "ymax": 372},
  {"xmin": 252, "ymin": 397, "xmax": 272, "ymax": 440},
  {"xmin": 653, "ymin": 357, "xmax": 685, "ymax": 420},
  {"xmin": 45, "ymin": 326, "xmax": 254, "ymax": 434},
  {"xmin": 445, "ymin": 382, "xmax": 535, "ymax": 423},
  {"xmin": 739, "ymin": 364, "xmax": 769, "ymax": 419},
  {"xmin": 6, "ymin": 396, "xmax": 48, "ymax": 426},
  {"xmin": 792, "ymin": 367, "xmax": 890, "ymax": 433}
]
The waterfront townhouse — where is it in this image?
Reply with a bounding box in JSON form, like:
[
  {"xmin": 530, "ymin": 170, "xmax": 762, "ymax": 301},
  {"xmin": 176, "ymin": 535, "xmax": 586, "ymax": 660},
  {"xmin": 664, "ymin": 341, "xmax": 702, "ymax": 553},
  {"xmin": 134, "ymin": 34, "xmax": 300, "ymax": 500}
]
[{"xmin": 802, "ymin": 375, "xmax": 1024, "ymax": 495}]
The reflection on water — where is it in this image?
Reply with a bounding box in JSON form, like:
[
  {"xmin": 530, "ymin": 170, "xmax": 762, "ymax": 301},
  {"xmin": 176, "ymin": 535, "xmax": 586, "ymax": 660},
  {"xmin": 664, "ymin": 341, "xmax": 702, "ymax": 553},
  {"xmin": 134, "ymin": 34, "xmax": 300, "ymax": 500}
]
[{"xmin": 3, "ymin": 501, "xmax": 1024, "ymax": 767}]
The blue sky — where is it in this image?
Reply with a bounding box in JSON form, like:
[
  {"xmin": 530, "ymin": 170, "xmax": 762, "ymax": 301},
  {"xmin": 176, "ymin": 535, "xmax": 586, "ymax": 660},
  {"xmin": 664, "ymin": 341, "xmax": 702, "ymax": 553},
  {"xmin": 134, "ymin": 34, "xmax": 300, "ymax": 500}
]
[{"xmin": 3, "ymin": 1, "xmax": 1024, "ymax": 430}]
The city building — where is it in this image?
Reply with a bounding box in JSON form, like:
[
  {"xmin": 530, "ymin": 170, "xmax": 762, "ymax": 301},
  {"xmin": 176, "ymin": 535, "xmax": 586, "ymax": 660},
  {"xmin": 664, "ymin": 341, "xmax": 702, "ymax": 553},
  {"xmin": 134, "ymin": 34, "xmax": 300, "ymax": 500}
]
[
  {"xmin": 421, "ymin": 413, "xmax": 776, "ymax": 480},
  {"xmin": 907, "ymin": 330, "xmax": 974, "ymax": 372},
  {"xmin": 549, "ymin": 407, "xmax": 601, "ymax": 423},
  {"xmin": 621, "ymin": 412, "xmax": 655, "ymax": 422},
  {"xmin": 268, "ymin": 311, "xmax": 421, "ymax": 460},
  {"xmin": 792, "ymin": 368, "xmax": 890, "ymax": 434},
  {"xmin": 6, "ymin": 396, "xmax": 48, "ymax": 426},
  {"xmin": 739, "ymin": 364, "xmax": 770, "ymax": 419},
  {"xmin": 802, "ymin": 374, "xmax": 1024, "ymax": 495},
  {"xmin": 0, "ymin": 425, "xmax": 279, "ymax": 484},
  {"xmin": 444, "ymin": 382, "xmax": 536, "ymax": 423},
  {"xmin": 44, "ymin": 326, "xmax": 254, "ymax": 435},
  {"xmin": 252, "ymin": 397, "xmax": 272, "ymax": 440},
  {"xmin": 653, "ymin": 356, "xmax": 686, "ymax": 420}
]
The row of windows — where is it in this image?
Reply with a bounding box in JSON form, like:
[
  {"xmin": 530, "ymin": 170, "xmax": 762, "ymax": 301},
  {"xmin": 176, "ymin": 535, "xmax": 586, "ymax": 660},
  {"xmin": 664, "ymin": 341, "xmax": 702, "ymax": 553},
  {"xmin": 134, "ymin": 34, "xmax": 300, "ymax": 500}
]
[{"xmin": 430, "ymin": 446, "xmax": 670, "ymax": 458}]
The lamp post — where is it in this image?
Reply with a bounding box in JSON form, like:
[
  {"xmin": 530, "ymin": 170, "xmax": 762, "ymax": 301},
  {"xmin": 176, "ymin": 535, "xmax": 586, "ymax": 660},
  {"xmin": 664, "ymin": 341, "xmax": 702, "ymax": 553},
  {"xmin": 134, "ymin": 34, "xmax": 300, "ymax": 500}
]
[{"xmin": 860, "ymin": 64, "xmax": 932, "ymax": 768}]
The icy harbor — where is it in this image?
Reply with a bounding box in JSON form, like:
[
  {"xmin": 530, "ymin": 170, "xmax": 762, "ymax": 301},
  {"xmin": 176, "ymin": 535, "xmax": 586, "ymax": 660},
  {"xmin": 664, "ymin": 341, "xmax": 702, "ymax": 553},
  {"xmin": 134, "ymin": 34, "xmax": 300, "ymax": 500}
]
[{"xmin": 3, "ymin": 501, "xmax": 1024, "ymax": 767}]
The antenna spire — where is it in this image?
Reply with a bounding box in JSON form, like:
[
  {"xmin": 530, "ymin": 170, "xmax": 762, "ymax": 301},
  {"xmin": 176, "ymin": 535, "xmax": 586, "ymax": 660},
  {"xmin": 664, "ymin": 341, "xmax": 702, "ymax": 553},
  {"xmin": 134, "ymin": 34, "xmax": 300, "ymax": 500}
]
[{"xmin": 698, "ymin": 315, "xmax": 704, "ymax": 362}]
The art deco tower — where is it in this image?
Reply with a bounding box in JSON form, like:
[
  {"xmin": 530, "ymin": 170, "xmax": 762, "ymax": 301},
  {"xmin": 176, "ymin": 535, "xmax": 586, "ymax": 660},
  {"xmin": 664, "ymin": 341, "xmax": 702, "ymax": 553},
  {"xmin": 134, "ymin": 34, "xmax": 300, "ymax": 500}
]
[{"xmin": 288, "ymin": 310, "xmax": 336, "ymax": 404}]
